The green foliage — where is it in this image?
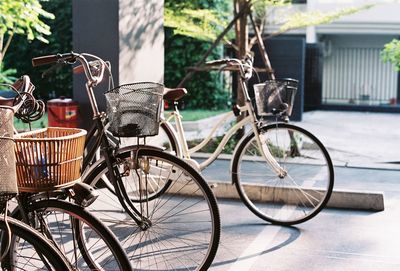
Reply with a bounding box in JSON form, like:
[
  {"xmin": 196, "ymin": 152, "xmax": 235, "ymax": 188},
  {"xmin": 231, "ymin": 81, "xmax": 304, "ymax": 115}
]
[
  {"xmin": 165, "ymin": 0, "xmax": 232, "ymax": 42},
  {"xmin": 0, "ymin": 0, "xmax": 54, "ymax": 83},
  {"xmin": 165, "ymin": 0, "xmax": 231, "ymax": 110},
  {"xmin": 253, "ymin": 0, "xmax": 290, "ymax": 19},
  {"xmin": 381, "ymin": 39, "xmax": 400, "ymax": 71},
  {"xmin": 187, "ymin": 133, "xmax": 239, "ymax": 154},
  {"xmin": 0, "ymin": 63, "xmax": 16, "ymax": 84},
  {"xmin": 165, "ymin": 8, "xmax": 229, "ymax": 42},
  {"xmin": 0, "ymin": 0, "xmax": 54, "ymax": 42},
  {"xmin": 165, "ymin": 31, "xmax": 230, "ymax": 110},
  {"xmin": 4, "ymin": 0, "xmax": 72, "ymax": 99},
  {"xmin": 165, "ymin": 109, "xmax": 229, "ymax": 121},
  {"xmin": 272, "ymin": 4, "xmax": 374, "ymax": 36}
]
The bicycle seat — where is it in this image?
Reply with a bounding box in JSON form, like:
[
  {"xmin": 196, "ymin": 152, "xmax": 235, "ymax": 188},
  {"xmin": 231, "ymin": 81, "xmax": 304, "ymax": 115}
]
[
  {"xmin": 163, "ymin": 87, "xmax": 187, "ymax": 101},
  {"xmin": 0, "ymin": 97, "xmax": 14, "ymax": 107}
]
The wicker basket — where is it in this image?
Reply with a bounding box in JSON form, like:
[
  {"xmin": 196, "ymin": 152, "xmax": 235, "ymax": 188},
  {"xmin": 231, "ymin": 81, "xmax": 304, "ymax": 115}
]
[
  {"xmin": 0, "ymin": 106, "xmax": 18, "ymax": 203},
  {"xmin": 253, "ymin": 79, "xmax": 298, "ymax": 117},
  {"xmin": 14, "ymin": 127, "xmax": 86, "ymax": 192},
  {"xmin": 105, "ymin": 82, "xmax": 164, "ymax": 137}
]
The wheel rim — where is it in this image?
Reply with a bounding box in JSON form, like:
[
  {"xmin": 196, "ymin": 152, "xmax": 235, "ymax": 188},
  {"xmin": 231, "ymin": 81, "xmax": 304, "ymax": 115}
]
[
  {"xmin": 236, "ymin": 124, "xmax": 333, "ymax": 225},
  {"xmin": 34, "ymin": 206, "xmax": 122, "ymax": 270}
]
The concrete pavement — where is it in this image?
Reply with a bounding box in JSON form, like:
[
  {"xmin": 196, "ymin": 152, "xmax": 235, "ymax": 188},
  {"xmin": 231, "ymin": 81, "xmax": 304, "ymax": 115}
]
[
  {"xmin": 204, "ymin": 110, "xmax": 400, "ymax": 270},
  {"xmin": 185, "ymin": 110, "xmax": 400, "ymax": 211}
]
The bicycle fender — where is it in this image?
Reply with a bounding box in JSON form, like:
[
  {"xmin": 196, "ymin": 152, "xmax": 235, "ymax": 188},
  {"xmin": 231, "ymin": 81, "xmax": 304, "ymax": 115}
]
[{"xmin": 229, "ymin": 129, "xmax": 256, "ymax": 185}]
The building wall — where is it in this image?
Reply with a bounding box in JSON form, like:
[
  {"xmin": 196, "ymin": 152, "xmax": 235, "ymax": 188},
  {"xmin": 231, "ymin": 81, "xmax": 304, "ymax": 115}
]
[
  {"xmin": 73, "ymin": 0, "xmax": 164, "ymax": 127},
  {"xmin": 261, "ymin": 1, "xmax": 400, "ymax": 111},
  {"xmin": 265, "ymin": 1, "xmax": 400, "ymax": 35},
  {"xmin": 72, "ymin": 0, "xmax": 119, "ymax": 126},
  {"xmin": 119, "ymin": 0, "xmax": 164, "ymax": 84},
  {"xmin": 322, "ymin": 35, "xmax": 398, "ymax": 106}
]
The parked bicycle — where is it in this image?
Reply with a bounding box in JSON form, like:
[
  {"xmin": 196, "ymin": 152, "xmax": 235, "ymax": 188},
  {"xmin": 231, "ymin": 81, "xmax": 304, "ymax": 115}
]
[
  {"xmin": 154, "ymin": 55, "xmax": 334, "ymax": 226},
  {"xmin": 32, "ymin": 52, "xmax": 221, "ymax": 271},
  {"xmin": 0, "ymin": 76, "xmax": 132, "ymax": 271},
  {"xmin": 0, "ymin": 78, "xmax": 73, "ymax": 270}
]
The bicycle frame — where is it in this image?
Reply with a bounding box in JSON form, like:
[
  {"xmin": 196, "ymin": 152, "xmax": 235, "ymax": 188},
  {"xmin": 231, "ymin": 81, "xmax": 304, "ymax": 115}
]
[
  {"xmin": 70, "ymin": 54, "xmax": 155, "ymax": 229},
  {"xmin": 80, "ymin": 111, "xmax": 154, "ymax": 228},
  {"xmin": 163, "ymin": 73, "xmax": 286, "ymax": 177},
  {"xmin": 163, "ymin": 104, "xmax": 253, "ymax": 170}
]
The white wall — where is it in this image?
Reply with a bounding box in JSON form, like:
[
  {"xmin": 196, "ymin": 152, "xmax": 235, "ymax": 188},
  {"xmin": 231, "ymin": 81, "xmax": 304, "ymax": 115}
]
[
  {"xmin": 119, "ymin": 0, "xmax": 164, "ymax": 84},
  {"xmin": 265, "ymin": 0, "xmax": 400, "ymax": 35}
]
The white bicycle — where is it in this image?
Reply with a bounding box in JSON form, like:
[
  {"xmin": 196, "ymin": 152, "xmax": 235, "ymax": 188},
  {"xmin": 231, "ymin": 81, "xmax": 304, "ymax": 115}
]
[{"xmin": 151, "ymin": 55, "xmax": 334, "ymax": 226}]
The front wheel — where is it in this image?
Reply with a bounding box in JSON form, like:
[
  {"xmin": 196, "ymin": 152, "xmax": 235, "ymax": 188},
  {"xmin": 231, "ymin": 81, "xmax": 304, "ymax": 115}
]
[
  {"xmin": 0, "ymin": 216, "xmax": 73, "ymax": 270},
  {"xmin": 17, "ymin": 199, "xmax": 132, "ymax": 271},
  {"xmin": 232, "ymin": 123, "xmax": 334, "ymax": 225},
  {"xmin": 84, "ymin": 148, "xmax": 220, "ymax": 271}
]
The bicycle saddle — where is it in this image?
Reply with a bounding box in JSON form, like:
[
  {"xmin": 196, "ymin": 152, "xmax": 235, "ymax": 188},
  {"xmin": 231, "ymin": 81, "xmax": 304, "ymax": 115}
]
[{"xmin": 163, "ymin": 87, "xmax": 187, "ymax": 101}]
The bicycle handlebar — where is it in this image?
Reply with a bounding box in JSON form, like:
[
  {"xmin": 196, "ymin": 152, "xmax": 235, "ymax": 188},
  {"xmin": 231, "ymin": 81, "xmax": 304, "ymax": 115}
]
[
  {"xmin": 32, "ymin": 52, "xmax": 78, "ymax": 67},
  {"xmin": 32, "ymin": 52, "xmax": 108, "ymax": 87},
  {"xmin": 204, "ymin": 55, "xmax": 254, "ymax": 80}
]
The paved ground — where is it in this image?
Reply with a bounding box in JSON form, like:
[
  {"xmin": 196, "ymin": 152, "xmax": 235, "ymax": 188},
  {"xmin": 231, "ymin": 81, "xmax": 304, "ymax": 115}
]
[
  {"xmin": 294, "ymin": 110, "xmax": 400, "ymax": 167},
  {"xmin": 202, "ymin": 110, "xmax": 400, "ymax": 270},
  {"xmin": 116, "ymin": 110, "xmax": 400, "ymax": 270}
]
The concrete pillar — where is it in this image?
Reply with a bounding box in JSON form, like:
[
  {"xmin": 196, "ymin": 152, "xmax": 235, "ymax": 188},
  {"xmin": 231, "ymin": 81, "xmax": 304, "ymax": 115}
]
[
  {"xmin": 119, "ymin": 0, "xmax": 164, "ymax": 84},
  {"xmin": 306, "ymin": 0, "xmax": 317, "ymax": 44},
  {"xmin": 72, "ymin": 0, "xmax": 164, "ymax": 128}
]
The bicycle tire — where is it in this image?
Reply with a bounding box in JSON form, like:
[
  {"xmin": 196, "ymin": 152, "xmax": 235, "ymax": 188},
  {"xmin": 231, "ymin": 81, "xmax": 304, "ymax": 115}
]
[
  {"xmin": 15, "ymin": 199, "xmax": 132, "ymax": 271},
  {"xmin": 0, "ymin": 216, "xmax": 72, "ymax": 270},
  {"xmin": 84, "ymin": 147, "xmax": 220, "ymax": 271},
  {"xmin": 232, "ymin": 122, "xmax": 334, "ymax": 225}
]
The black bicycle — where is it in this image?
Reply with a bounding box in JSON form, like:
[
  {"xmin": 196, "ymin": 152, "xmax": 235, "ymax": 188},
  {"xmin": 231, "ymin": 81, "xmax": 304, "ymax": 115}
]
[
  {"xmin": 1, "ymin": 76, "xmax": 132, "ymax": 271},
  {"xmin": 32, "ymin": 52, "xmax": 221, "ymax": 271}
]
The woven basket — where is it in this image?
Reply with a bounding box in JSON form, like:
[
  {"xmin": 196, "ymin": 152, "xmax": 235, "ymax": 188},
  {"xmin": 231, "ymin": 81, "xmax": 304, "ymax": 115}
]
[
  {"xmin": 0, "ymin": 106, "xmax": 18, "ymax": 203},
  {"xmin": 14, "ymin": 127, "xmax": 86, "ymax": 192}
]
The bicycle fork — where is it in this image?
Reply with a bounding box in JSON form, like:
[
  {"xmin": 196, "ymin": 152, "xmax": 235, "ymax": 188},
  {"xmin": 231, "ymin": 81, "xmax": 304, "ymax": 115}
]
[{"xmin": 100, "ymin": 136, "xmax": 152, "ymax": 231}]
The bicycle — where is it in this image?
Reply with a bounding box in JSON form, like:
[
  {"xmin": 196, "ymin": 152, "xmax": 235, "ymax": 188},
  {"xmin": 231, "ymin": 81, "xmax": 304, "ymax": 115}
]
[
  {"xmin": 32, "ymin": 52, "xmax": 221, "ymax": 271},
  {"xmin": 0, "ymin": 81, "xmax": 73, "ymax": 270},
  {"xmin": 0, "ymin": 76, "xmax": 132, "ymax": 271},
  {"xmin": 153, "ymin": 55, "xmax": 334, "ymax": 226}
]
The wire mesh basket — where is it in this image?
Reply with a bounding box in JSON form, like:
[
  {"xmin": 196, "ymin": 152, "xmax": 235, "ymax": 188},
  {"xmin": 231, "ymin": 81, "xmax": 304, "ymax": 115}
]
[
  {"xmin": 253, "ymin": 79, "xmax": 298, "ymax": 117},
  {"xmin": 14, "ymin": 127, "xmax": 86, "ymax": 192},
  {"xmin": 105, "ymin": 82, "xmax": 164, "ymax": 137},
  {"xmin": 0, "ymin": 106, "xmax": 18, "ymax": 204}
]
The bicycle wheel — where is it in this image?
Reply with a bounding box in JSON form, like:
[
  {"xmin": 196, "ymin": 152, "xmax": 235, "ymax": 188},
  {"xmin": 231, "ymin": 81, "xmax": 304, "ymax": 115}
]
[
  {"xmin": 0, "ymin": 216, "xmax": 72, "ymax": 270},
  {"xmin": 119, "ymin": 122, "xmax": 178, "ymax": 155},
  {"xmin": 232, "ymin": 122, "xmax": 334, "ymax": 225},
  {"xmin": 16, "ymin": 199, "xmax": 132, "ymax": 271},
  {"xmin": 84, "ymin": 147, "xmax": 220, "ymax": 271}
]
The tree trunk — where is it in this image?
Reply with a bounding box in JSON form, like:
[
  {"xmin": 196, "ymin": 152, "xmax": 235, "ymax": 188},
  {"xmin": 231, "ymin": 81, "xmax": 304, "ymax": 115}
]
[
  {"xmin": 234, "ymin": 0, "xmax": 248, "ymax": 108},
  {"xmin": 234, "ymin": 0, "xmax": 249, "ymax": 139}
]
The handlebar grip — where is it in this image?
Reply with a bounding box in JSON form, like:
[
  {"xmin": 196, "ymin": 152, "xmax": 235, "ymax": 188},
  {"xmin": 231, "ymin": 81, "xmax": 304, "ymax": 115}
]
[
  {"xmin": 32, "ymin": 52, "xmax": 78, "ymax": 67},
  {"xmin": 32, "ymin": 55, "xmax": 59, "ymax": 67}
]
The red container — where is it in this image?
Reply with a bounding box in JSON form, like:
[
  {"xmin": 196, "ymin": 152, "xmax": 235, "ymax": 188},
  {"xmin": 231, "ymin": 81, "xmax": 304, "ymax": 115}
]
[{"xmin": 47, "ymin": 97, "xmax": 79, "ymax": 128}]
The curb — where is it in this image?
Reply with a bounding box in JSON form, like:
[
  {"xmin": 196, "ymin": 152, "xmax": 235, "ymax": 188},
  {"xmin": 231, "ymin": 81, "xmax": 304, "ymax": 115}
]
[{"xmin": 207, "ymin": 181, "xmax": 385, "ymax": 212}]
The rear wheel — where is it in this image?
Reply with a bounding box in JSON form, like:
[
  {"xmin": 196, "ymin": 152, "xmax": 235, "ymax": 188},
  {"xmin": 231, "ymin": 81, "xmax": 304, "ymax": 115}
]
[
  {"xmin": 232, "ymin": 123, "xmax": 334, "ymax": 225},
  {"xmin": 84, "ymin": 148, "xmax": 220, "ymax": 271},
  {"xmin": 119, "ymin": 122, "xmax": 178, "ymax": 155}
]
